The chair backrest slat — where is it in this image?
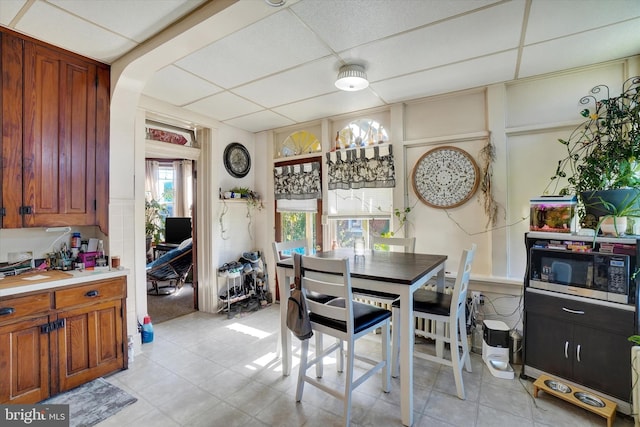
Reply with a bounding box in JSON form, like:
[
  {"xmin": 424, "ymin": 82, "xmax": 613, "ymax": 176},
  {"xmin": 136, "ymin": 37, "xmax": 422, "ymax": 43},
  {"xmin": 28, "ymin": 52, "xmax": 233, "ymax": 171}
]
[
  {"xmin": 450, "ymin": 244, "xmax": 476, "ymax": 322},
  {"xmin": 299, "ymin": 255, "xmax": 353, "ymax": 330},
  {"xmin": 371, "ymin": 236, "xmax": 416, "ymax": 253},
  {"xmin": 272, "ymin": 239, "xmax": 309, "ymax": 262}
]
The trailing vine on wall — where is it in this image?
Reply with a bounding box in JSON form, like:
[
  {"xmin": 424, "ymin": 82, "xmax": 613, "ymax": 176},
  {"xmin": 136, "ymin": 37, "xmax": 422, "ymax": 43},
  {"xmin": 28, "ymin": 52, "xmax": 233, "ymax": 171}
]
[
  {"xmin": 219, "ymin": 201, "xmax": 229, "ymax": 240},
  {"xmin": 479, "ymin": 139, "xmax": 499, "ymax": 227}
]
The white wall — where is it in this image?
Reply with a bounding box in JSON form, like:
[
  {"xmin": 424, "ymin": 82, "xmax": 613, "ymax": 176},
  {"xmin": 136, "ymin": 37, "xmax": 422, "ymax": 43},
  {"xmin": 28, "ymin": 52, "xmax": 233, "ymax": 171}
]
[{"xmin": 258, "ymin": 56, "xmax": 640, "ymax": 333}]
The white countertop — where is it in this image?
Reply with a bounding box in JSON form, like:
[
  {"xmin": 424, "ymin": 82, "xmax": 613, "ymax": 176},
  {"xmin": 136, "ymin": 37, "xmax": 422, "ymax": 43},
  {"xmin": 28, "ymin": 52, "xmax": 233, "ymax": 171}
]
[{"xmin": 0, "ymin": 268, "xmax": 129, "ymax": 298}]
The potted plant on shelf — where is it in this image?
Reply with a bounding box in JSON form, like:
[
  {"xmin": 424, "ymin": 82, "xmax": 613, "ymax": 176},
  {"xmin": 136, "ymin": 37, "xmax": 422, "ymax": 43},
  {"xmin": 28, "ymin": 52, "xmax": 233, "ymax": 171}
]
[
  {"xmin": 593, "ymin": 191, "xmax": 640, "ymax": 237},
  {"xmin": 548, "ymin": 77, "xmax": 640, "ymax": 231}
]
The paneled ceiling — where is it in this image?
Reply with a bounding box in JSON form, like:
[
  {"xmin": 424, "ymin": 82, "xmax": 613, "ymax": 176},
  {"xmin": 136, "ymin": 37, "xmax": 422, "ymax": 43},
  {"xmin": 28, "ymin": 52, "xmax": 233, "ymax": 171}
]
[{"xmin": 2, "ymin": 0, "xmax": 639, "ymax": 133}]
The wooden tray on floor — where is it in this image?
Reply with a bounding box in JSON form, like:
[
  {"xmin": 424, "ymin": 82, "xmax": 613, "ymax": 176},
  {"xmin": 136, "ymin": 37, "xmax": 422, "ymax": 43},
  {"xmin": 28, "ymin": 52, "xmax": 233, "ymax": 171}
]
[{"xmin": 533, "ymin": 374, "xmax": 616, "ymax": 427}]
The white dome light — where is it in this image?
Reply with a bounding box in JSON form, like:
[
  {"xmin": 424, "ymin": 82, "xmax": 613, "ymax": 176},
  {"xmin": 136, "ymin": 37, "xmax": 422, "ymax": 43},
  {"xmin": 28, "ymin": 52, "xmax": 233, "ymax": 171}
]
[{"xmin": 335, "ymin": 64, "xmax": 369, "ymax": 92}]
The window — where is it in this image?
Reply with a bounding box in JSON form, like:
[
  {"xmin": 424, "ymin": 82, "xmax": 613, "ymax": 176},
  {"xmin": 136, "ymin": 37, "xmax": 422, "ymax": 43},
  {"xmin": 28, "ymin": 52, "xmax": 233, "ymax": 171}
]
[
  {"xmin": 327, "ymin": 188, "xmax": 392, "ymax": 250},
  {"xmin": 277, "ymin": 130, "xmax": 321, "ymax": 158},
  {"xmin": 145, "ymin": 159, "xmax": 193, "ymax": 225},
  {"xmin": 157, "ymin": 164, "xmax": 175, "ymax": 216},
  {"xmin": 334, "ymin": 118, "xmax": 388, "ymax": 150}
]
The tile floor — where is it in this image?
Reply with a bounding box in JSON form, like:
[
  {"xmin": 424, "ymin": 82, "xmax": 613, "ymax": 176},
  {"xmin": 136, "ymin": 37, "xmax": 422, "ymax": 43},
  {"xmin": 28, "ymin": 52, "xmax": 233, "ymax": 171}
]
[{"xmin": 100, "ymin": 305, "xmax": 635, "ymax": 426}]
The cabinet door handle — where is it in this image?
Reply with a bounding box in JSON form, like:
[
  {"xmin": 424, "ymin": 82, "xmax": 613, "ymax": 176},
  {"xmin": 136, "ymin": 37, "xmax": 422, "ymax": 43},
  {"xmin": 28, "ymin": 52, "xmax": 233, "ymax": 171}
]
[
  {"xmin": 85, "ymin": 290, "xmax": 99, "ymax": 298},
  {"xmin": 0, "ymin": 307, "xmax": 15, "ymax": 316},
  {"xmin": 576, "ymin": 344, "xmax": 581, "ymax": 362},
  {"xmin": 562, "ymin": 307, "xmax": 584, "ymax": 315},
  {"xmin": 564, "ymin": 341, "xmax": 569, "ymax": 359}
]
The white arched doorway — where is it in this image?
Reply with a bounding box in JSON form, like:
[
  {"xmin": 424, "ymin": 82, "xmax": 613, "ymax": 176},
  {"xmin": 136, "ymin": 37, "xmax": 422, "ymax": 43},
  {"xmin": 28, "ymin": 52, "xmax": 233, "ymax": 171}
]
[{"xmin": 108, "ymin": 1, "xmax": 278, "ymax": 352}]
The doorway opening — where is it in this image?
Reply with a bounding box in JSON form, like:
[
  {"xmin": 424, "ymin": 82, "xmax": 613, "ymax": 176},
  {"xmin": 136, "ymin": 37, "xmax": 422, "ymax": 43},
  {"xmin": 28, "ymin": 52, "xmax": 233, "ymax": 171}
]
[{"xmin": 144, "ymin": 119, "xmax": 199, "ymax": 323}]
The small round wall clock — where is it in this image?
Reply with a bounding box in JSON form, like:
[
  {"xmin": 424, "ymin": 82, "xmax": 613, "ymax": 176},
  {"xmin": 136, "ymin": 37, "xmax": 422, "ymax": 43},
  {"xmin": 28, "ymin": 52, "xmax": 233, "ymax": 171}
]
[
  {"xmin": 223, "ymin": 142, "xmax": 251, "ymax": 178},
  {"xmin": 412, "ymin": 146, "xmax": 480, "ymax": 209}
]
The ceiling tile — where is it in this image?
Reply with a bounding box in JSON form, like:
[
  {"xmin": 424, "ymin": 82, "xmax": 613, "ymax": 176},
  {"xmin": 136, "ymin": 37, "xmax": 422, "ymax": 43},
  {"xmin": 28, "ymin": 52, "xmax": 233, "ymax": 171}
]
[
  {"xmin": 224, "ymin": 110, "xmax": 296, "ymax": 133},
  {"xmin": 175, "ymin": 9, "xmax": 332, "ymax": 89},
  {"xmin": 0, "ymin": 0, "xmax": 27, "ymax": 26},
  {"xmin": 184, "ymin": 91, "xmax": 264, "ymax": 121},
  {"xmin": 272, "ymin": 90, "xmax": 384, "ymax": 123},
  {"xmin": 341, "ymin": 0, "xmax": 525, "ymax": 83},
  {"xmin": 15, "ymin": 1, "xmax": 136, "ymax": 63},
  {"xmin": 519, "ymin": 19, "xmax": 640, "ymax": 78},
  {"xmin": 291, "ymin": 0, "xmax": 500, "ymax": 52},
  {"xmin": 48, "ymin": 0, "xmax": 207, "ymax": 43},
  {"xmin": 143, "ymin": 65, "xmax": 223, "ymax": 106},
  {"xmin": 525, "ymin": 0, "xmax": 640, "ymax": 44},
  {"xmin": 232, "ymin": 56, "xmax": 339, "ymax": 108},
  {"xmin": 372, "ymin": 50, "xmax": 518, "ymax": 104}
]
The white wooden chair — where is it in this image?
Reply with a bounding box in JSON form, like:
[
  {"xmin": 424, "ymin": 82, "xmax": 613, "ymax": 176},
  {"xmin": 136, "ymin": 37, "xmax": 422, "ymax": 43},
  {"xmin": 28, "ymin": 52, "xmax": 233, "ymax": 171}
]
[
  {"xmin": 391, "ymin": 244, "xmax": 476, "ymax": 399},
  {"xmin": 272, "ymin": 239, "xmax": 337, "ymax": 304},
  {"xmin": 272, "ymin": 239, "xmax": 309, "ymax": 263},
  {"xmin": 295, "ymin": 255, "xmax": 391, "ymax": 427},
  {"xmin": 273, "ymin": 239, "xmax": 340, "ymax": 369},
  {"xmin": 352, "ymin": 236, "xmax": 416, "ymax": 307},
  {"xmin": 370, "ymin": 236, "xmax": 416, "ymax": 253}
]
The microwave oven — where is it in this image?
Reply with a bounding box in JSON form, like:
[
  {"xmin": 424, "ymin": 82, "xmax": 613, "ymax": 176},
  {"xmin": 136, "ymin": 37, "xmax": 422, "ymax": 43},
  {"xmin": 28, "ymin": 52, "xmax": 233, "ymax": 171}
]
[{"xmin": 528, "ymin": 248, "xmax": 633, "ymax": 304}]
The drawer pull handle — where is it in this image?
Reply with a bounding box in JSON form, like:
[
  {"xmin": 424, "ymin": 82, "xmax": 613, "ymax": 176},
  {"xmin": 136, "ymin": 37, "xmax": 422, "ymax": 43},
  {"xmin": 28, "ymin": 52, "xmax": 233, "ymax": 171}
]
[
  {"xmin": 564, "ymin": 341, "xmax": 569, "ymax": 359},
  {"xmin": 85, "ymin": 290, "xmax": 99, "ymax": 298},
  {"xmin": 562, "ymin": 307, "xmax": 584, "ymax": 315},
  {"xmin": 0, "ymin": 307, "xmax": 15, "ymax": 316},
  {"xmin": 577, "ymin": 344, "xmax": 581, "ymax": 362}
]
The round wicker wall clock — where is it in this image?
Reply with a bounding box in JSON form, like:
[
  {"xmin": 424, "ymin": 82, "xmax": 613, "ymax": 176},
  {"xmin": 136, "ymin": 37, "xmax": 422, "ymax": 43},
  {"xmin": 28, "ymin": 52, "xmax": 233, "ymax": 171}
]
[
  {"xmin": 223, "ymin": 142, "xmax": 251, "ymax": 178},
  {"xmin": 412, "ymin": 146, "xmax": 480, "ymax": 209}
]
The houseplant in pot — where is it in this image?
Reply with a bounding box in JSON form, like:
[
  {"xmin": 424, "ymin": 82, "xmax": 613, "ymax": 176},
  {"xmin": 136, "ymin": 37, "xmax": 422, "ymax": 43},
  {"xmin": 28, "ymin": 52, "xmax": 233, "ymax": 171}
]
[
  {"xmin": 145, "ymin": 198, "xmax": 167, "ymax": 250},
  {"xmin": 548, "ymin": 76, "xmax": 640, "ymax": 231}
]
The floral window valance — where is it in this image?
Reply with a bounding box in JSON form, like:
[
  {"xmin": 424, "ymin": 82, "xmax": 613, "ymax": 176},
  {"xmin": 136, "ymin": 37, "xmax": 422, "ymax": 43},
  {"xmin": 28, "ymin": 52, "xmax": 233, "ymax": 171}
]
[
  {"xmin": 326, "ymin": 145, "xmax": 395, "ymax": 190},
  {"xmin": 274, "ymin": 161, "xmax": 321, "ymax": 200}
]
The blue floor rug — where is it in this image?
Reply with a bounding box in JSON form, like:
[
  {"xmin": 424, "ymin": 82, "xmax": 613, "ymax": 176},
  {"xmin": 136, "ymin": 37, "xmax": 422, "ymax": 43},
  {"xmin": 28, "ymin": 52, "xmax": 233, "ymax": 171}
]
[{"xmin": 40, "ymin": 377, "xmax": 137, "ymax": 427}]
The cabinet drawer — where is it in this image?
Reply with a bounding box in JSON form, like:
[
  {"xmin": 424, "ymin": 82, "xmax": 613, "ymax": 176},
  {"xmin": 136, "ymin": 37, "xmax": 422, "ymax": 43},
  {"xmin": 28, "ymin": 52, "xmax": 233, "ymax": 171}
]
[
  {"xmin": 525, "ymin": 289, "xmax": 634, "ymax": 334},
  {"xmin": 55, "ymin": 279, "xmax": 125, "ymax": 310},
  {"xmin": 0, "ymin": 292, "xmax": 51, "ymax": 324}
]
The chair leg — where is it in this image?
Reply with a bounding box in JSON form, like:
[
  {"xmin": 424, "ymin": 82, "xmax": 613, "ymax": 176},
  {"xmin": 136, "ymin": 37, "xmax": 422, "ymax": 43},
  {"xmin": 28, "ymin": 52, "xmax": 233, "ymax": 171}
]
[
  {"xmin": 435, "ymin": 320, "xmax": 445, "ymax": 358},
  {"xmin": 315, "ymin": 333, "xmax": 324, "ymax": 378},
  {"xmin": 343, "ymin": 339, "xmax": 355, "ymax": 427},
  {"xmin": 382, "ymin": 320, "xmax": 391, "ymax": 393},
  {"xmin": 391, "ymin": 307, "xmax": 400, "ymax": 378},
  {"xmin": 450, "ymin": 316, "xmax": 466, "ymax": 400},
  {"xmin": 337, "ymin": 337, "xmax": 344, "ymax": 373},
  {"xmin": 459, "ymin": 313, "xmax": 472, "ymax": 373},
  {"xmin": 296, "ymin": 339, "xmax": 309, "ymax": 402}
]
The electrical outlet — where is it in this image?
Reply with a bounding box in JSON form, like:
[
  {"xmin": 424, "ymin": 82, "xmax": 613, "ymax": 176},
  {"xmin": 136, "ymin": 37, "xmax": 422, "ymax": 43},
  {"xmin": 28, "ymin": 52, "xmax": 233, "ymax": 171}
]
[{"xmin": 471, "ymin": 291, "xmax": 484, "ymax": 305}]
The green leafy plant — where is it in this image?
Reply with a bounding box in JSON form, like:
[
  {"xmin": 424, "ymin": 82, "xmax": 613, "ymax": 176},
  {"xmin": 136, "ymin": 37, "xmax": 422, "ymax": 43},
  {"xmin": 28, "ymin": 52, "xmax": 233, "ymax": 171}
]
[
  {"xmin": 231, "ymin": 186, "xmax": 250, "ymax": 197},
  {"xmin": 145, "ymin": 199, "xmax": 168, "ymax": 244},
  {"xmin": 548, "ymin": 77, "xmax": 640, "ymax": 197},
  {"xmin": 590, "ymin": 191, "xmax": 640, "ymax": 239},
  {"xmin": 629, "ymin": 335, "xmax": 640, "ymax": 346}
]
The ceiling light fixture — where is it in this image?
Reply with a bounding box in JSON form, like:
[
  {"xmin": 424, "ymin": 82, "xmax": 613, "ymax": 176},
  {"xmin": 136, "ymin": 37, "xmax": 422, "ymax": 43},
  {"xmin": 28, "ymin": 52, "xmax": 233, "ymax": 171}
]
[{"xmin": 335, "ymin": 64, "xmax": 369, "ymax": 92}]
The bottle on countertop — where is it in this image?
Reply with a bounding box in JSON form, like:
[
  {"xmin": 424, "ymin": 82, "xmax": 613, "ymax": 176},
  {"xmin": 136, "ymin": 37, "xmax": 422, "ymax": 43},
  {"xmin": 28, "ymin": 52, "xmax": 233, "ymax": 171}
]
[
  {"xmin": 71, "ymin": 232, "xmax": 81, "ymax": 249},
  {"xmin": 96, "ymin": 240, "xmax": 107, "ymax": 267}
]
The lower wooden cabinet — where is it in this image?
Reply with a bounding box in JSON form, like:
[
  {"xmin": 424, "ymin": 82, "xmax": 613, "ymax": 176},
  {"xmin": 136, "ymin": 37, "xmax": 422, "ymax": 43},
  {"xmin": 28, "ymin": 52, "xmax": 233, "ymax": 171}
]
[
  {"xmin": 0, "ymin": 276, "xmax": 127, "ymax": 403},
  {"xmin": 0, "ymin": 315, "xmax": 50, "ymax": 403},
  {"xmin": 524, "ymin": 289, "xmax": 634, "ymax": 402}
]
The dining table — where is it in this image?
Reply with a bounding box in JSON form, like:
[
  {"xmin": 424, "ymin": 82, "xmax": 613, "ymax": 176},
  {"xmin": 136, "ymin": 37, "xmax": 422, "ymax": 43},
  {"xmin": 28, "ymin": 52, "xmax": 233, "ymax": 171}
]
[{"xmin": 275, "ymin": 248, "xmax": 447, "ymax": 427}]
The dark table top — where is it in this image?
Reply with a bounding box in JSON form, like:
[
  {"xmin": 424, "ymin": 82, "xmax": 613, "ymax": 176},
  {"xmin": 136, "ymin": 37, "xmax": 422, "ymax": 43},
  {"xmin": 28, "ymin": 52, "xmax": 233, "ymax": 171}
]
[{"xmin": 276, "ymin": 248, "xmax": 447, "ymax": 285}]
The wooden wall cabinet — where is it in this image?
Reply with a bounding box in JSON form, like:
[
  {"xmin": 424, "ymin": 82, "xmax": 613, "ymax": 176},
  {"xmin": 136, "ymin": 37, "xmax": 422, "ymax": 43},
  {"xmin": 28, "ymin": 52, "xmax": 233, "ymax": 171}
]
[
  {"xmin": 0, "ymin": 29, "xmax": 109, "ymax": 232},
  {"xmin": 0, "ymin": 276, "xmax": 127, "ymax": 403}
]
